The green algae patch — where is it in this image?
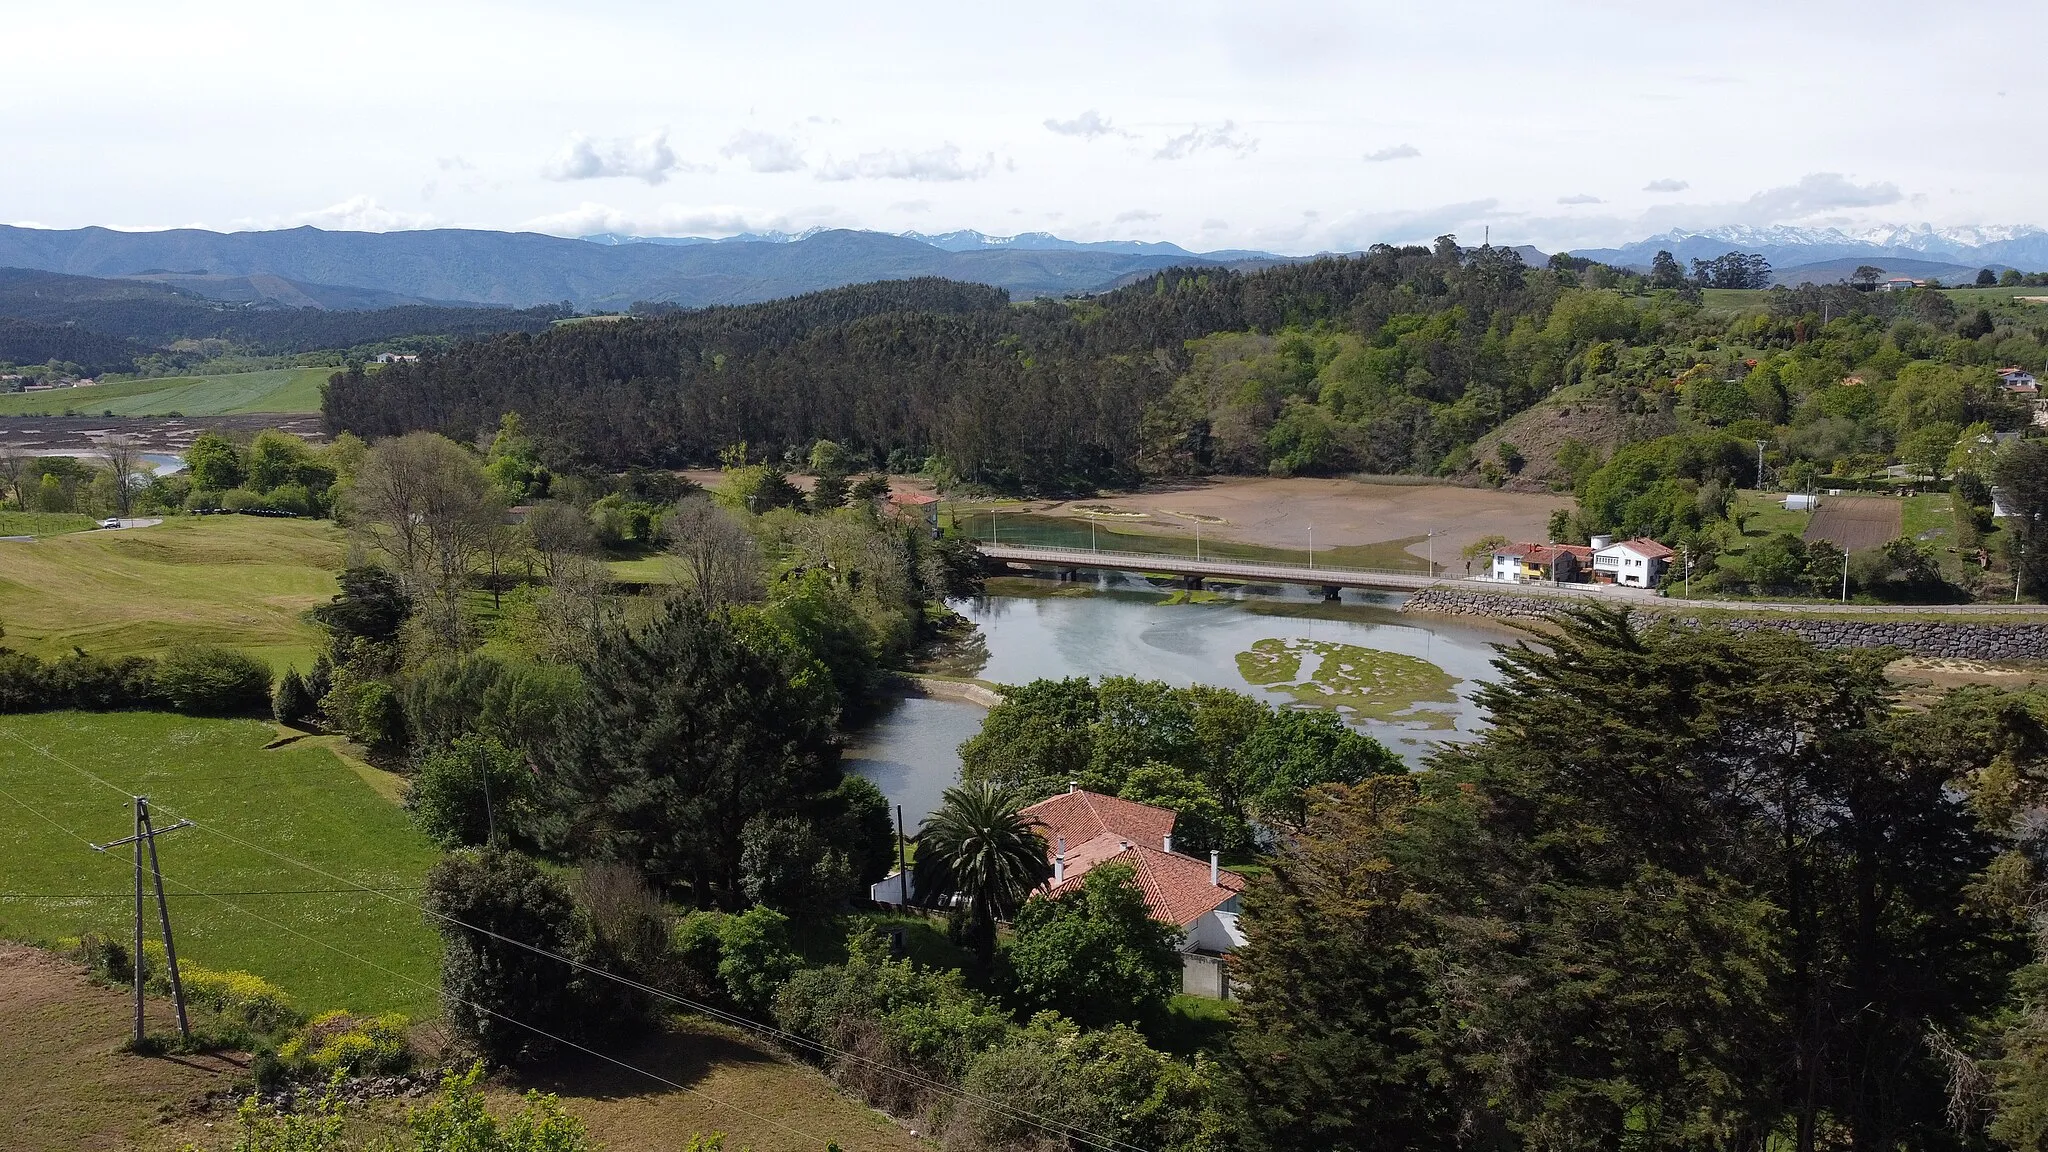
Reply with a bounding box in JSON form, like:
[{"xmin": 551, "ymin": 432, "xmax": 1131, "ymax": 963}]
[{"xmin": 1236, "ymin": 638, "xmax": 1459, "ymax": 727}]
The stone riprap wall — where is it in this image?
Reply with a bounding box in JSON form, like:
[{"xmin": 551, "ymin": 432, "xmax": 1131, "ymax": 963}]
[{"xmin": 1399, "ymin": 586, "xmax": 2048, "ymax": 660}]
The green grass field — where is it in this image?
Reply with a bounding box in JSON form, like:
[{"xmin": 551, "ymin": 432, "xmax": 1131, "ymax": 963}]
[
  {"xmin": 0, "ymin": 511, "xmax": 97, "ymax": 538},
  {"xmin": 0, "ymin": 516, "xmax": 344, "ymax": 671},
  {"xmin": 0, "ymin": 367, "xmax": 333, "ymax": 417},
  {"xmin": 0, "ymin": 712, "xmax": 442, "ymax": 1014}
]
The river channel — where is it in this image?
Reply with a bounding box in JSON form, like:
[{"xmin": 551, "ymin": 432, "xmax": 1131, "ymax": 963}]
[{"xmin": 844, "ymin": 575, "xmax": 1520, "ymax": 826}]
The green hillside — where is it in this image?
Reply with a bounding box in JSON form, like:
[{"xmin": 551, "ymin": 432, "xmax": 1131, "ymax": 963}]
[{"xmin": 0, "ymin": 367, "xmax": 330, "ymax": 416}]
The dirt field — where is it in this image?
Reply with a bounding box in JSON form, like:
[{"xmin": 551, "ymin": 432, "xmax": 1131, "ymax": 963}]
[
  {"xmin": 0, "ymin": 942, "xmax": 242, "ymax": 1151},
  {"xmin": 1026, "ymin": 476, "xmax": 1570, "ymax": 566},
  {"xmin": 0, "ymin": 941, "xmax": 920, "ymax": 1152},
  {"xmin": 1804, "ymin": 496, "xmax": 1904, "ymax": 552}
]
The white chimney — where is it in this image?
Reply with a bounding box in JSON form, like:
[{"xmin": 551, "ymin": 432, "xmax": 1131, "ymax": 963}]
[
  {"xmin": 1209, "ymin": 850, "xmax": 1220, "ymax": 887},
  {"xmin": 1068, "ymin": 780, "xmax": 1077, "ymax": 794},
  {"xmin": 1163, "ymin": 833, "xmax": 1173, "ymax": 854},
  {"xmin": 1054, "ymin": 836, "xmax": 1065, "ymax": 885}
]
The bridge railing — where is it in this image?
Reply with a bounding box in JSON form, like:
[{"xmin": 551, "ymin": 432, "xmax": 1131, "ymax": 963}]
[{"xmin": 977, "ymin": 542, "xmax": 1435, "ymax": 580}]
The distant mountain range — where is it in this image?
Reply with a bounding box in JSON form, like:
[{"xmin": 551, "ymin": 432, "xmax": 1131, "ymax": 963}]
[
  {"xmin": 1569, "ymin": 224, "xmax": 2048, "ymax": 281},
  {"xmin": 1, "ymin": 222, "xmax": 2043, "ymax": 319},
  {"xmin": 0, "ymin": 225, "xmax": 1284, "ymax": 312}
]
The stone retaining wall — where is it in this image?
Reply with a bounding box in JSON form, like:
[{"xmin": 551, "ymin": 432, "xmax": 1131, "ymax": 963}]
[{"xmin": 1399, "ymin": 586, "xmax": 2048, "ymax": 660}]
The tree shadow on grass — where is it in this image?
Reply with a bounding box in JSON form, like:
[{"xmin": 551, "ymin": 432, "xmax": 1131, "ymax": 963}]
[{"xmin": 508, "ymin": 1018, "xmax": 780, "ymax": 1103}]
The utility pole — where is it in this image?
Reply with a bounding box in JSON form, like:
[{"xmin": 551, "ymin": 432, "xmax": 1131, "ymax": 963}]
[
  {"xmin": 93, "ymin": 797, "xmax": 193, "ymax": 1044},
  {"xmin": 1308, "ymin": 524, "xmax": 1314, "ymax": 571},
  {"xmin": 1841, "ymin": 547, "xmax": 1850, "ymax": 603},
  {"xmin": 895, "ymin": 805, "xmax": 908, "ymax": 905},
  {"xmin": 1754, "ymin": 440, "xmax": 1768, "ymax": 491}
]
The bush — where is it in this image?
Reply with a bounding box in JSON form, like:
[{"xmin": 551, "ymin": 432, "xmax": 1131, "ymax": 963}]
[
  {"xmin": 273, "ymin": 667, "xmax": 315, "ymax": 726},
  {"xmin": 1006, "ymin": 863, "xmax": 1184, "ymax": 1029},
  {"xmin": 277, "ymin": 1009, "xmax": 411, "ymax": 1076},
  {"xmin": 405, "ymin": 734, "xmax": 532, "ymax": 849},
  {"xmin": 220, "ymin": 487, "xmax": 264, "ymax": 512},
  {"xmin": 155, "ymin": 643, "xmax": 271, "ymax": 715},
  {"xmin": 738, "ymin": 814, "xmax": 854, "ymax": 918},
  {"xmin": 169, "ymin": 964, "xmax": 301, "ymax": 1033},
  {"xmin": 424, "ymin": 848, "xmax": 647, "ymax": 1063}
]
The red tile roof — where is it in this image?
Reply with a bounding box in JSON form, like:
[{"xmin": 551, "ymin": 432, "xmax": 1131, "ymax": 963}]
[
  {"xmin": 1043, "ymin": 839, "xmax": 1245, "ymax": 927},
  {"xmin": 1617, "ymin": 537, "xmax": 1675, "ymax": 560},
  {"xmin": 1019, "ymin": 789, "xmax": 1177, "ymax": 859}
]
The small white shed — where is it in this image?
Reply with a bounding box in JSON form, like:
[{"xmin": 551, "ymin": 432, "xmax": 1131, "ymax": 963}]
[{"xmin": 1783, "ymin": 494, "xmax": 1820, "ymax": 511}]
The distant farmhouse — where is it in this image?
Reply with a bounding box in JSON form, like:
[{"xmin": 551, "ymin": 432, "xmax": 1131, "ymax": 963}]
[
  {"xmin": 2002, "ymin": 367, "xmax": 2048, "ymax": 427},
  {"xmin": 873, "ymin": 787, "xmax": 1249, "ymax": 998},
  {"xmin": 1023, "ymin": 788, "xmax": 1247, "ymax": 999},
  {"xmin": 1488, "ymin": 535, "xmax": 1674, "ymax": 589}
]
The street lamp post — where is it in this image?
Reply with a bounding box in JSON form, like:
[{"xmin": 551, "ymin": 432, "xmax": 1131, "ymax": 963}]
[{"xmin": 1308, "ymin": 524, "xmax": 1314, "ymax": 571}]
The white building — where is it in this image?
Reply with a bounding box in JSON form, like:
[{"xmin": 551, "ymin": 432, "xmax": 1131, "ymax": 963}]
[{"xmin": 1592, "ymin": 537, "xmax": 1675, "ymax": 588}]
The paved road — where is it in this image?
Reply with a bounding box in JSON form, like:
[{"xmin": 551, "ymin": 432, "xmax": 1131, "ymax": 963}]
[{"xmin": 977, "ymin": 542, "xmax": 2048, "ymax": 616}]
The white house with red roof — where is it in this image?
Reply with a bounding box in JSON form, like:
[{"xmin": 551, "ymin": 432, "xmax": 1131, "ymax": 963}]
[
  {"xmin": 1592, "ymin": 537, "xmax": 1675, "ymax": 588},
  {"xmin": 1018, "ymin": 787, "xmax": 1248, "ymax": 998}
]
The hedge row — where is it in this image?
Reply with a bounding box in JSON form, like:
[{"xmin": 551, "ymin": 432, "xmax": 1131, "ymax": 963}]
[{"xmin": 0, "ymin": 644, "xmax": 271, "ymax": 716}]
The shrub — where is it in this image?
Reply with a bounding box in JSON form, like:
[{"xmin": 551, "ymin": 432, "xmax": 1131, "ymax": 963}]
[
  {"xmin": 1006, "ymin": 862, "xmax": 1184, "ymax": 1029},
  {"xmin": 424, "ymin": 848, "xmax": 647, "ymax": 1063},
  {"xmin": 0, "ymin": 648, "xmax": 159, "ymax": 713},
  {"xmin": 170, "ymin": 964, "xmax": 301, "ymax": 1032},
  {"xmin": 738, "ymin": 814, "xmax": 854, "ymax": 918},
  {"xmin": 273, "ymin": 667, "xmax": 315, "ymax": 726},
  {"xmin": 405, "ymin": 734, "xmax": 531, "ymax": 849},
  {"xmin": 277, "ymin": 1009, "xmax": 411, "ymax": 1076},
  {"xmin": 155, "ymin": 644, "xmax": 271, "ymax": 715},
  {"xmin": 717, "ymin": 907, "xmax": 803, "ymax": 1016},
  {"xmin": 220, "ymin": 487, "xmax": 264, "ymax": 512}
]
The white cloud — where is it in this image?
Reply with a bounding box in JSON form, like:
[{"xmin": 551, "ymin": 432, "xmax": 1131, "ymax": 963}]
[
  {"xmin": 1114, "ymin": 208, "xmax": 1161, "ymax": 223},
  {"xmin": 889, "ymin": 199, "xmax": 933, "ymax": 214},
  {"xmin": 522, "ymin": 201, "xmax": 843, "ymax": 238},
  {"xmin": 1155, "ymin": 122, "xmax": 1257, "ymax": 161},
  {"xmin": 817, "ymin": 144, "xmax": 995, "ymax": 182},
  {"xmin": 1556, "ymin": 193, "xmax": 1603, "ymax": 205},
  {"xmin": 1643, "ymin": 178, "xmax": 1690, "ymax": 192},
  {"xmin": 1641, "ymin": 172, "xmax": 1905, "ymax": 231},
  {"xmin": 543, "ymin": 130, "xmax": 704, "ymax": 185},
  {"xmin": 1044, "ymin": 110, "xmax": 1121, "ymax": 139},
  {"xmin": 239, "ymin": 196, "xmax": 438, "ymax": 232},
  {"xmin": 1363, "ymin": 144, "xmax": 1421, "ymax": 163},
  {"xmin": 720, "ymin": 130, "xmax": 807, "ymax": 173}
]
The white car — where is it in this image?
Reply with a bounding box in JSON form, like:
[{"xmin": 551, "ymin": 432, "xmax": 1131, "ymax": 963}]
[{"xmin": 98, "ymin": 518, "xmax": 121, "ymax": 529}]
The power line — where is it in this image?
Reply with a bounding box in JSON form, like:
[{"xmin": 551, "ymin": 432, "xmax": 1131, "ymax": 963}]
[
  {"xmin": 1, "ymin": 887, "xmax": 425, "ymax": 898},
  {"xmin": 0, "ymin": 774, "xmax": 845, "ymax": 1152},
  {"xmin": 3, "ymin": 724, "xmax": 1154, "ymax": 1152}
]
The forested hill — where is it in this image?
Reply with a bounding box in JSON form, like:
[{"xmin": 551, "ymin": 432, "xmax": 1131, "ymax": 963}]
[
  {"xmin": 0, "ymin": 267, "xmax": 569, "ymax": 370},
  {"xmin": 326, "ymin": 242, "xmax": 1592, "ymax": 490}
]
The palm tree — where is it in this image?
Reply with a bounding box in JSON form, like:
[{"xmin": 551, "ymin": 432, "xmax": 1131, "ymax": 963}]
[{"xmin": 914, "ymin": 781, "xmax": 1051, "ymax": 971}]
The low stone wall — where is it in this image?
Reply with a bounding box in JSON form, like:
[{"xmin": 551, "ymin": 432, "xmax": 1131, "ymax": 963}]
[
  {"xmin": 1399, "ymin": 585, "xmax": 1587, "ymax": 622},
  {"xmin": 1664, "ymin": 618, "xmax": 2048, "ymax": 661},
  {"xmin": 905, "ymin": 676, "xmax": 1006, "ymax": 708},
  {"xmin": 1398, "ymin": 586, "xmax": 2048, "ymax": 660}
]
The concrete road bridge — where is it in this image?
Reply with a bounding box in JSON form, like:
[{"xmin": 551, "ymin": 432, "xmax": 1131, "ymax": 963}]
[{"xmin": 975, "ymin": 542, "xmax": 1644, "ymax": 599}]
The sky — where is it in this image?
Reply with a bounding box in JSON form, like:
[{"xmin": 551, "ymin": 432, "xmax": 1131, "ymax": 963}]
[{"xmin": 4, "ymin": 0, "xmax": 2042, "ymax": 255}]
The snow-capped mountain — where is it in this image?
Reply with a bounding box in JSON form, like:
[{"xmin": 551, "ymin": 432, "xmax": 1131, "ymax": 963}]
[
  {"xmin": 1573, "ymin": 224, "xmax": 2048, "ymax": 275},
  {"xmin": 584, "ymin": 228, "xmax": 1281, "ymax": 262}
]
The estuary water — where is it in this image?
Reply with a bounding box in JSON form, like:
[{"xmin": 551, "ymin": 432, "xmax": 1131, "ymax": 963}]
[{"xmin": 845, "ymin": 576, "xmax": 1518, "ymax": 826}]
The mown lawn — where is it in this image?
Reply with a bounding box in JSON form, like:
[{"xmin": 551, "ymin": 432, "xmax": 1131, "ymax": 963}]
[
  {"xmin": 0, "ymin": 515, "xmax": 344, "ymax": 672},
  {"xmin": 0, "ymin": 711, "xmax": 442, "ymax": 1015},
  {"xmin": 0, "ymin": 510, "xmax": 98, "ymax": 537},
  {"xmin": 0, "ymin": 367, "xmax": 332, "ymax": 417}
]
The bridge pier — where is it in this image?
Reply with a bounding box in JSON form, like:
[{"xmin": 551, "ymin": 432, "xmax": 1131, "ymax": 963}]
[
  {"xmin": 1184, "ymin": 575, "xmax": 1205, "ymax": 591},
  {"xmin": 1321, "ymin": 585, "xmax": 1342, "ymax": 602}
]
